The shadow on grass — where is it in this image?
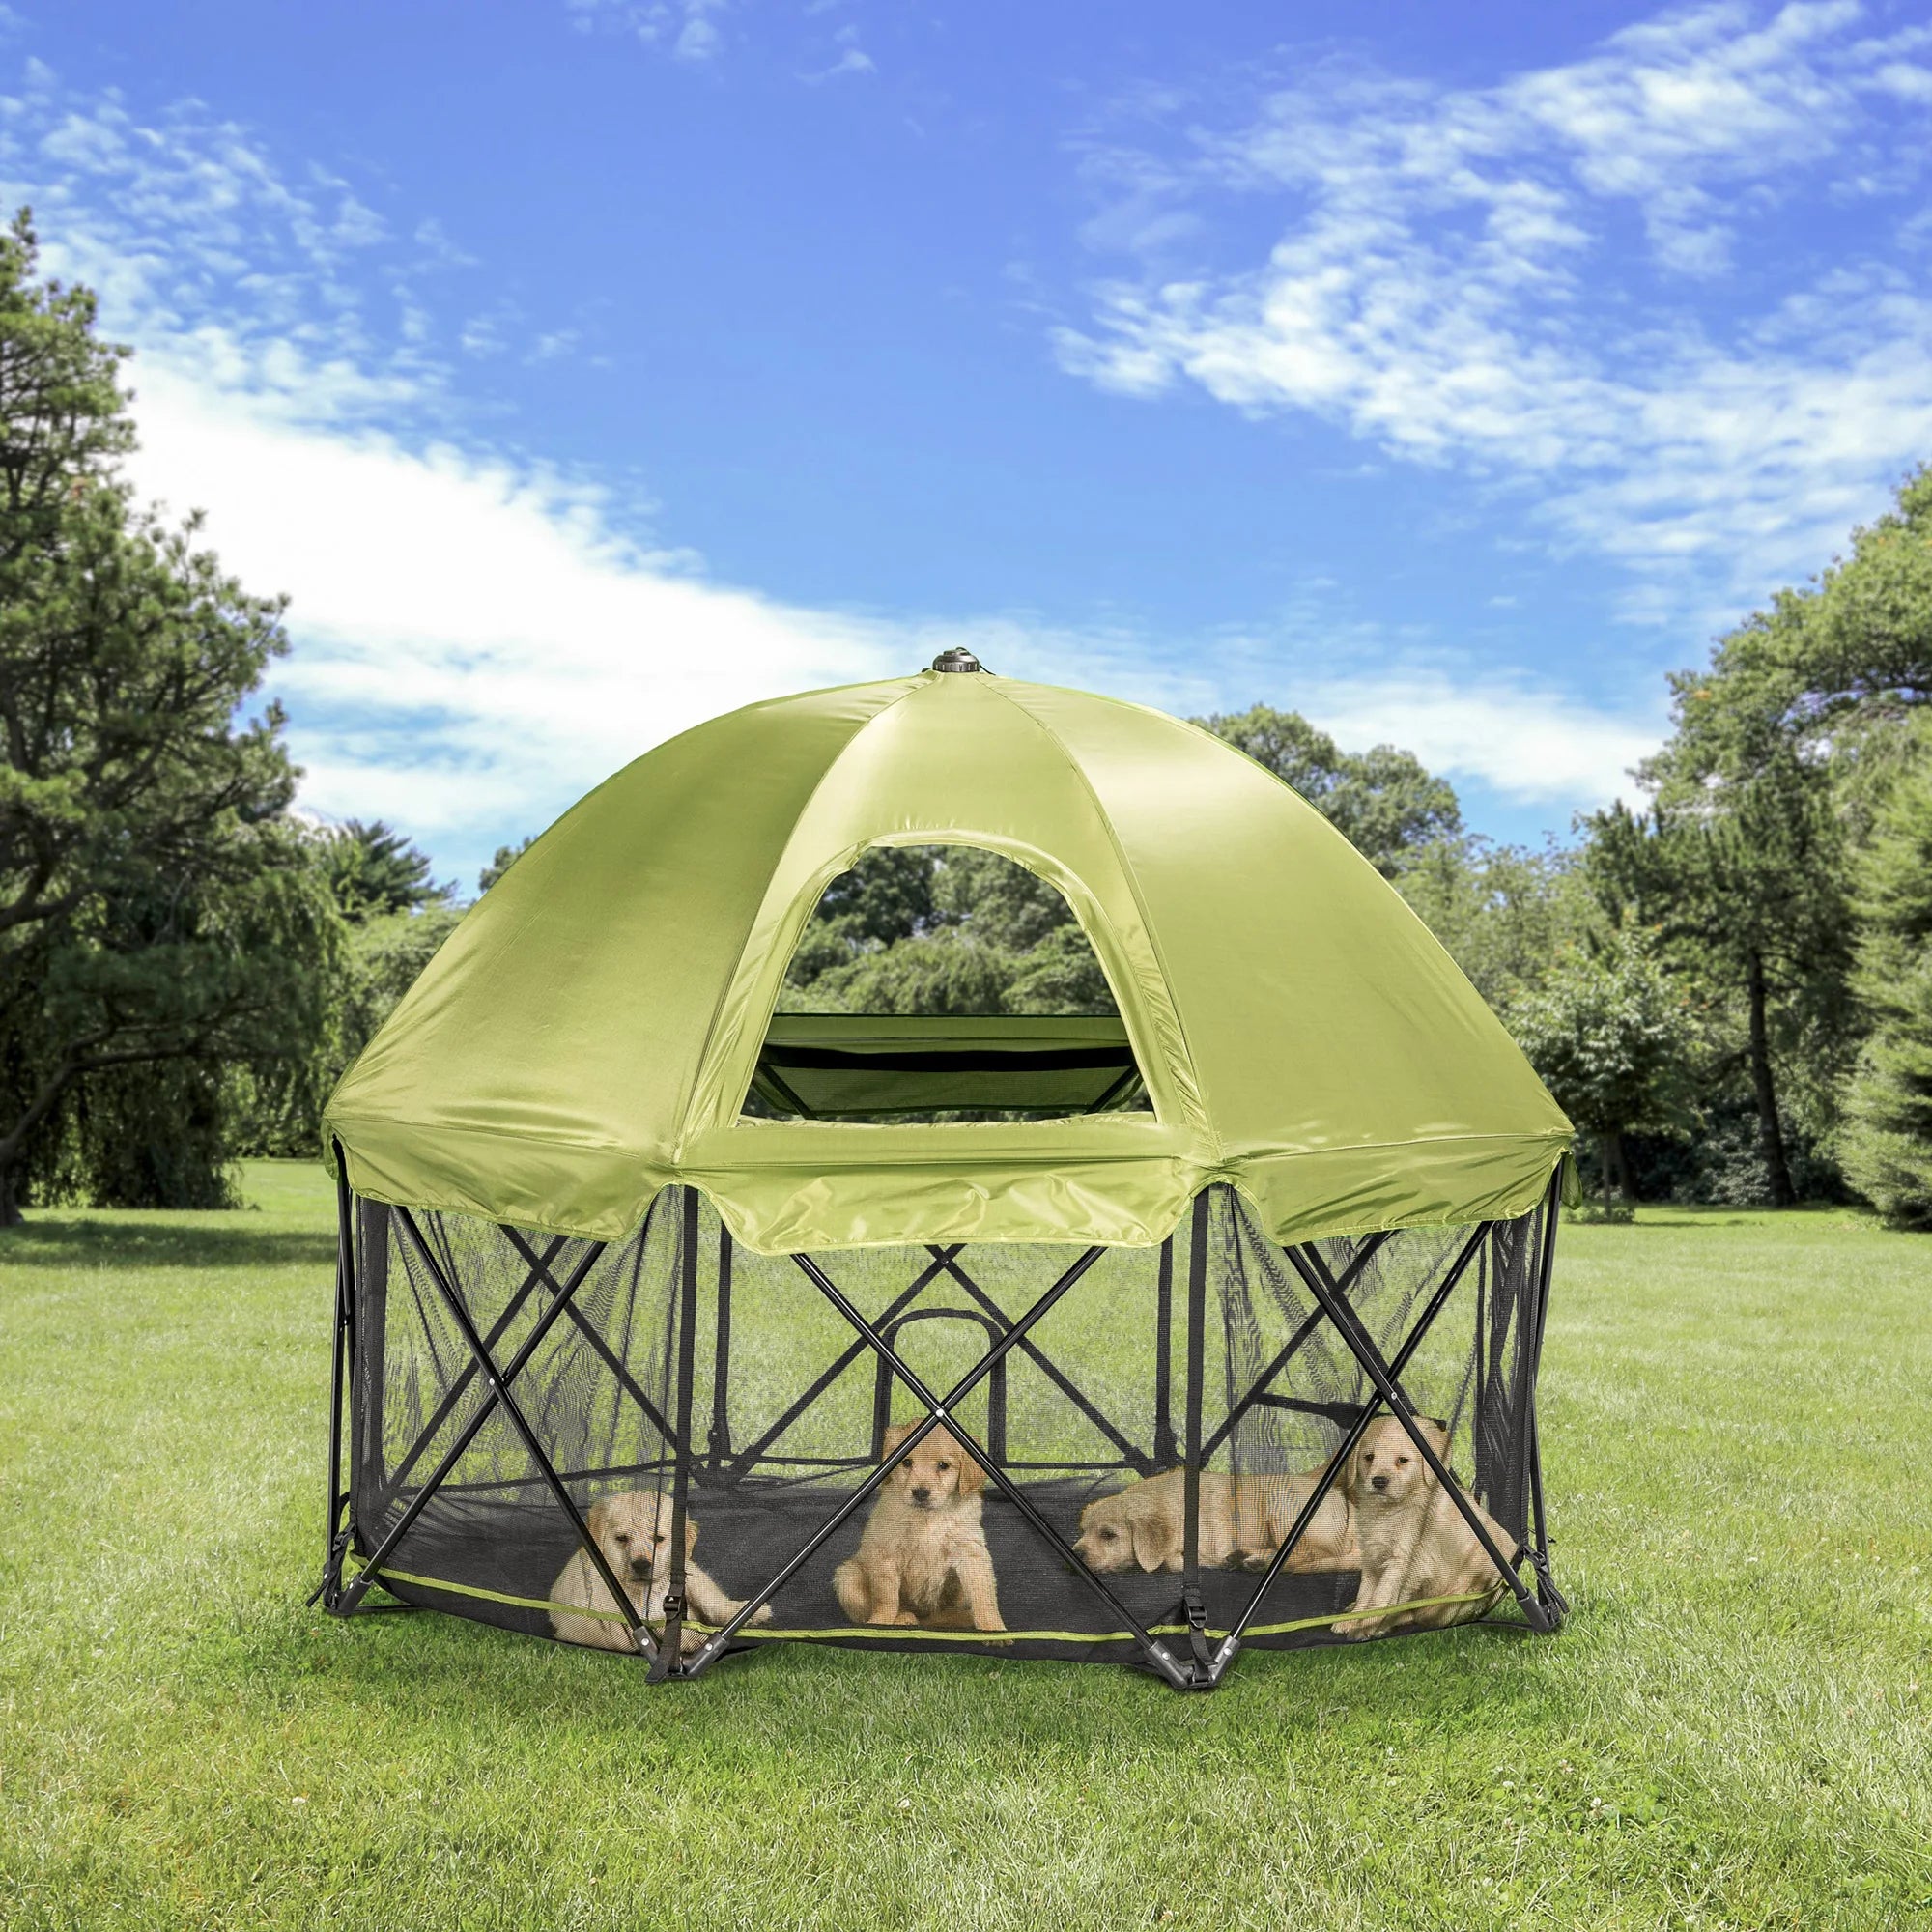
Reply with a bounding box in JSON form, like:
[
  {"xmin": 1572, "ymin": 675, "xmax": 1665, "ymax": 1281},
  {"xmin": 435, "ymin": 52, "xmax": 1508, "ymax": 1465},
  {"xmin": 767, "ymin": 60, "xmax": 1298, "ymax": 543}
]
[
  {"xmin": 0, "ymin": 1216, "xmax": 336, "ymax": 1272},
  {"xmin": 270, "ymin": 1598, "xmax": 1569, "ymax": 1750}
]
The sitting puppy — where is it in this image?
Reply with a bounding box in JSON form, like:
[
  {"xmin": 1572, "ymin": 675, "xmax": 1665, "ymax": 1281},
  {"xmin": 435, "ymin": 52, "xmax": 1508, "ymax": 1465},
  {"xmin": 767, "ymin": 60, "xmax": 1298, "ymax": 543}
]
[
  {"xmin": 834, "ymin": 1421, "xmax": 1005, "ymax": 1633},
  {"xmin": 1073, "ymin": 1465, "xmax": 1356, "ymax": 1575},
  {"xmin": 1333, "ymin": 1416, "xmax": 1512, "ymax": 1639},
  {"xmin": 548, "ymin": 1488, "xmax": 770, "ymax": 1654}
]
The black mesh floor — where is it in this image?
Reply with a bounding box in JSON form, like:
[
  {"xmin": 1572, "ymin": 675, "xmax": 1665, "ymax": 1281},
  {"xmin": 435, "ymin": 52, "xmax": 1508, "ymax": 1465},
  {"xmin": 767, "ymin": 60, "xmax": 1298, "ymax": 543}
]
[{"xmin": 363, "ymin": 1476, "xmax": 1371, "ymax": 1664}]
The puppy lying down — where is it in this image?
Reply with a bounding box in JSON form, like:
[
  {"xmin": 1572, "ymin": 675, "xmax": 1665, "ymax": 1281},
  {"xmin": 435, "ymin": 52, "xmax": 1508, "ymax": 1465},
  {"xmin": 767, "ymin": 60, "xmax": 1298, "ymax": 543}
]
[
  {"xmin": 548, "ymin": 1488, "xmax": 771, "ymax": 1654},
  {"xmin": 1073, "ymin": 1464, "xmax": 1358, "ymax": 1576},
  {"xmin": 1334, "ymin": 1416, "xmax": 1513, "ymax": 1638},
  {"xmin": 835, "ymin": 1421, "xmax": 1006, "ymax": 1632}
]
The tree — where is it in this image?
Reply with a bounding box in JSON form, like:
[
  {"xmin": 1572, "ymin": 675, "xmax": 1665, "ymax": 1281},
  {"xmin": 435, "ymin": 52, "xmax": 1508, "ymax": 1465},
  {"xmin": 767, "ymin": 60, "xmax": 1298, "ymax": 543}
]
[
  {"xmin": 778, "ymin": 844, "xmax": 1120, "ymax": 1016},
  {"xmin": 784, "ymin": 846, "xmax": 935, "ymax": 992},
  {"xmin": 791, "ymin": 928, "xmax": 1020, "ymax": 1016},
  {"xmin": 1195, "ymin": 705, "xmax": 1463, "ymax": 875},
  {"xmin": 0, "ymin": 210, "xmax": 342, "ymax": 1223},
  {"xmin": 1840, "ymin": 724, "xmax": 1932, "ymax": 1224},
  {"xmin": 930, "ymin": 844, "xmax": 1071, "ymax": 952},
  {"xmin": 321, "ymin": 819, "xmax": 450, "ymax": 921},
  {"xmin": 1581, "ymin": 759, "xmax": 1850, "ymax": 1208},
  {"xmin": 1395, "ymin": 838, "xmax": 1587, "ymax": 1012},
  {"xmin": 1509, "ymin": 920, "xmax": 1700, "ymax": 1214},
  {"xmin": 338, "ymin": 903, "xmax": 465, "ymax": 1067}
]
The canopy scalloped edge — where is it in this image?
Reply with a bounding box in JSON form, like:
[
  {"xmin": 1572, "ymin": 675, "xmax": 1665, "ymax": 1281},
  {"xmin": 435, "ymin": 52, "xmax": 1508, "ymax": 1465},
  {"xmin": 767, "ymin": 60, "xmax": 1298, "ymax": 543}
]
[{"xmin": 325, "ymin": 1123, "xmax": 1577, "ymax": 1256}]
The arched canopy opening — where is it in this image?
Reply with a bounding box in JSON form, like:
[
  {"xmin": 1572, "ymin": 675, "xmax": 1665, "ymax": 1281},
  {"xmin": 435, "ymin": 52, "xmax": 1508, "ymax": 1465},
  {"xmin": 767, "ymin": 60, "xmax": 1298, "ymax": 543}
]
[{"xmin": 744, "ymin": 844, "xmax": 1151, "ymax": 1122}]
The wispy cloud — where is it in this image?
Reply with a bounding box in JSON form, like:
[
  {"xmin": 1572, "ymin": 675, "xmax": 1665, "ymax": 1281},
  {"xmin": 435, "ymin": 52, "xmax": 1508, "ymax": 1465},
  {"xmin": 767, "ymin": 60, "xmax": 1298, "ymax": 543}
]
[
  {"xmin": 1056, "ymin": 2, "xmax": 1932, "ymax": 619},
  {"xmin": 566, "ymin": 0, "xmax": 729, "ymax": 62},
  {"xmin": 0, "ymin": 57, "xmax": 1662, "ymax": 874}
]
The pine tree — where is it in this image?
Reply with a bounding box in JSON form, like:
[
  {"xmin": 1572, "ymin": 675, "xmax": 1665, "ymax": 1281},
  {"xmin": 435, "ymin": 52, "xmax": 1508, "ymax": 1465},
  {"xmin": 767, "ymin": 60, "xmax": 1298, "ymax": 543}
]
[{"xmin": 1841, "ymin": 728, "xmax": 1932, "ymax": 1225}]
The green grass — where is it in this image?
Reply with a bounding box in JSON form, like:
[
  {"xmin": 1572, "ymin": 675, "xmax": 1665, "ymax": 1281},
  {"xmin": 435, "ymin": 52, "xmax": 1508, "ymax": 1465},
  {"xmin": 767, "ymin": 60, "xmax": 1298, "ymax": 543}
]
[{"xmin": 2, "ymin": 1167, "xmax": 1928, "ymax": 1931}]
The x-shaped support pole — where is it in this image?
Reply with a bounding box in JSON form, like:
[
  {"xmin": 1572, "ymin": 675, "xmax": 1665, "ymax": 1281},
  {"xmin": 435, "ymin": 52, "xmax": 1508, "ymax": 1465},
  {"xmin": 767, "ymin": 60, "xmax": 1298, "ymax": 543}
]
[
  {"xmin": 1205, "ymin": 1220, "xmax": 1547, "ymax": 1681},
  {"xmin": 1198, "ymin": 1230, "xmax": 1393, "ymax": 1465},
  {"xmin": 374, "ymin": 1233, "xmax": 571, "ymax": 1512},
  {"xmin": 722, "ymin": 1247, "xmax": 966, "ymax": 1479},
  {"xmin": 340, "ymin": 1210, "xmax": 652, "ymax": 1659},
  {"xmin": 686, "ymin": 1244, "xmax": 1197, "ymax": 1689},
  {"xmin": 500, "ymin": 1227, "xmax": 686, "ymax": 1453},
  {"xmin": 923, "ymin": 1247, "xmax": 1156, "ymax": 1475}
]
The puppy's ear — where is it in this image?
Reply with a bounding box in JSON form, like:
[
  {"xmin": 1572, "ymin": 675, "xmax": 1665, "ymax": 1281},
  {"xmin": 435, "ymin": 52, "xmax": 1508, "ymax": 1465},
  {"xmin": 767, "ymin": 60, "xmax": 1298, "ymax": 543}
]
[
  {"xmin": 585, "ymin": 1496, "xmax": 609, "ymax": 1539},
  {"xmin": 955, "ymin": 1449, "xmax": 987, "ymax": 1498},
  {"xmin": 881, "ymin": 1419, "xmax": 915, "ymax": 1459},
  {"xmin": 1418, "ymin": 1416, "xmax": 1452, "ymax": 1462},
  {"xmin": 1129, "ymin": 1506, "xmax": 1176, "ymax": 1574}
]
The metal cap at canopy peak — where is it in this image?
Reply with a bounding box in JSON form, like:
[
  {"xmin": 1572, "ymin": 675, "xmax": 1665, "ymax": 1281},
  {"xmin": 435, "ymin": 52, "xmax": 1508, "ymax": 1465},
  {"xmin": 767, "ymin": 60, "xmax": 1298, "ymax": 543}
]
[{"xmin": 930, "ymin": 647, "xmax": 985, "ymax": 673}]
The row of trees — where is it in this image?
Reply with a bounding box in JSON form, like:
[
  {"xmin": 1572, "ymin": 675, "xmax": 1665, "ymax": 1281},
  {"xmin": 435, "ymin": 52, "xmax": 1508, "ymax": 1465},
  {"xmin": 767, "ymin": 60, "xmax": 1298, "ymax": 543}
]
[{"xmin": 3, "ymin": 205, "xmax": 1929, "ymax": 1224}]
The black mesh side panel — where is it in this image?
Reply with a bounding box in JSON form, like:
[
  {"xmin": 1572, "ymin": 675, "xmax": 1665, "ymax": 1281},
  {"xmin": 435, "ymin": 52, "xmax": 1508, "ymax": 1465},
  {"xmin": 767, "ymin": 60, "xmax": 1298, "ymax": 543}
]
[
  {"xmin": 1469, "ymin": 1203, "xmax": 1548, "ymax": 1548},
  {"xmin": 347, "ymin": 1192, "xmax": 684, "ymax": 1637},
  {"xmin": 340, "ymin": 1182, "xmax": 1557, "ymax": 1663}
]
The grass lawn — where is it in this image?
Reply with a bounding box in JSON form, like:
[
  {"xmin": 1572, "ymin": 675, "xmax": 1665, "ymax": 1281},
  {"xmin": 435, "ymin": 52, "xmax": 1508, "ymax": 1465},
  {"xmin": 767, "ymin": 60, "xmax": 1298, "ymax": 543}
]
[{"xmin": 2, "ymin": 1164, "xmax": 1928, "ymax": 1931}]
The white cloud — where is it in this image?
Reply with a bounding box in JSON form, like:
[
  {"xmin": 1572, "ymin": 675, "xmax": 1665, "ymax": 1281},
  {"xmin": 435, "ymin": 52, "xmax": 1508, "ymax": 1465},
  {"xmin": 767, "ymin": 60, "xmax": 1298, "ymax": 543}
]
[
  {"xmin": 1294, "ymin": 676, "xmax": 1661, "ymax": 810},
  {"xmin": 123, "ymin": 361, "xmax": 899, "ymax": 847},
  {"xmin": 566, "ymin": 0, "xmax": 728, "ymax": 60},
  {"xmin": 1058, "ymin": 2, "xmax": 1932, "ymax": 617},
  {"xmin": 0, "ymin": 59, "xmax": 1663, "ymax": 876},
  {"xmin": 803, "ymin": 46, "xmax": 875, "ymax": 84}
]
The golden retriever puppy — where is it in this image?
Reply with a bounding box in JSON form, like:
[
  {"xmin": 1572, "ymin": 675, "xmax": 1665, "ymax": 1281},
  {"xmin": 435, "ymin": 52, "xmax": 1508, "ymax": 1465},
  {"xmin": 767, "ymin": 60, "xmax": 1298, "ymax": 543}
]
[
  {"xmin": 833, "ymin": 1421, "xmax": 1005, "ymax": 1632},
  {"xmin": 548, "ymin": 1488, "xmax": 770, "ymax": 1654},
  {"xmin": 1333, "ymin": 1416, "xmax": 1512, "ymax": 1639},
  {"xmin": 1073, "ymin": 1464, "xmax": 1356, "ymax": 1575}
]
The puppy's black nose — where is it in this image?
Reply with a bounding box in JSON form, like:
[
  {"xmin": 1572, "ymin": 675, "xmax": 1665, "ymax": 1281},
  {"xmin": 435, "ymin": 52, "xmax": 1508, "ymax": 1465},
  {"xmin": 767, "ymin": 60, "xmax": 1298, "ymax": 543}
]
[
  {"xmin": 911, "ymin": 1485, "xmax": 932, "ymax": 1503},
  {"xmin": 629, "ymin": 1556, "xmax": 652, "ymax": 1577},
  {"xmin": 1370, "ymin": 1475, "xmax": 1389, "ymax": 1492}
]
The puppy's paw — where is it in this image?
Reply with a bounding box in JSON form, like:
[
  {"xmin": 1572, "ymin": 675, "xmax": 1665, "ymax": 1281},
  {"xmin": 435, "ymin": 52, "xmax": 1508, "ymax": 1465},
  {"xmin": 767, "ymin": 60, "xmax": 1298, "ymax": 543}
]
[
  {"xmin": 892, "ymin": 1609, "xmax": 919, "ymax": 1627},
  {"xmin": 1238, "ymin": 1548, "xmax": 1271, "ymax": 1573}
]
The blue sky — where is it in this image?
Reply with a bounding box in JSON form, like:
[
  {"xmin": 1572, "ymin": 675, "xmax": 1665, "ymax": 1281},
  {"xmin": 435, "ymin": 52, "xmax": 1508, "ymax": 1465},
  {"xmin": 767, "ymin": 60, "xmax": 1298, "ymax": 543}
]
[{"xmin": 7, "ymin": 1, "xmax": 1932, "ymax": 887}]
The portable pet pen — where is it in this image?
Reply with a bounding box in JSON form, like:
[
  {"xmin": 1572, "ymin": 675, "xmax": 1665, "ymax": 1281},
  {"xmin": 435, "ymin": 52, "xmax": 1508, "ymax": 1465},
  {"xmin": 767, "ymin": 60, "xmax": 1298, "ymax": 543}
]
[{"xmin": 316, "ymin": 654, "xmax": 1575, "ymax": 1689}]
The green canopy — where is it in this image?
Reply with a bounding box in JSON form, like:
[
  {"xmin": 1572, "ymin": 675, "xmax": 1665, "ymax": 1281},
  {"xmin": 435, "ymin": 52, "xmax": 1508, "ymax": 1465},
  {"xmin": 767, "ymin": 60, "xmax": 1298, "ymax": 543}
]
[{"xmin": 326, "ymin": 667, "xmax": 1573, "ymax": 1253}]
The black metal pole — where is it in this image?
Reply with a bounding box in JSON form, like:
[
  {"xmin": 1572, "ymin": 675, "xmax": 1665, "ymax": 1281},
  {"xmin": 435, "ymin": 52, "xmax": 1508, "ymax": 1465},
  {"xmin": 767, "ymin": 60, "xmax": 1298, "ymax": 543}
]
[
  {"xmin": 781, "ymin": 1244, "xmax": 1190, "ymax": 1687},
  {"xmin": 1152, "ymin": 1234, "xmax": 1176, "ymax": 1466},
  {"xmin": 1523, "ymin": 1169, "xmax": 1568, "ymax": 1621},
  {"xmin": 709, "ymin": 1224, "xmax": 734, "ymax": 1473},
  {"xmin": 652, "ymin": 1189, "xmax": 705, "ymax": 1678},
  {"xmin": 1179, "ymin": 1191, "xmax": 1211, "ymax": 1683},
  {"xmin": 1215, "ymin": 1220, "xmax": 1492, "ymax": 1667},
  {"xmin": 501, "ymin": 1229, "xmax": 685, "ymax": 1449},
  {"xmin": 311, "ymin": 1143, "xmax": 355, "ymax": 1610}
]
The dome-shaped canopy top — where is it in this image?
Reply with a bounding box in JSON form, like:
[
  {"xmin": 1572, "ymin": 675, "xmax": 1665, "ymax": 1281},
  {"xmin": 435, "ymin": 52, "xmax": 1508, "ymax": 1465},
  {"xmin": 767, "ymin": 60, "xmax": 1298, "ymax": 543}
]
[{"xmin": 327, "ymin": 668, "xmax": 1571, "ymax": 1253}]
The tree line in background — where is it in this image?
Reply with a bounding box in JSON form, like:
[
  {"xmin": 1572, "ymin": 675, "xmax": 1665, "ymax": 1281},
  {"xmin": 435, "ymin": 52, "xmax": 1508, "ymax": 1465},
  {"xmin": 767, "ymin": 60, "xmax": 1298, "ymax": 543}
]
[{"xmin": 3, "ymin": 211, "xmax": 1930, "ymax": 1227}]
